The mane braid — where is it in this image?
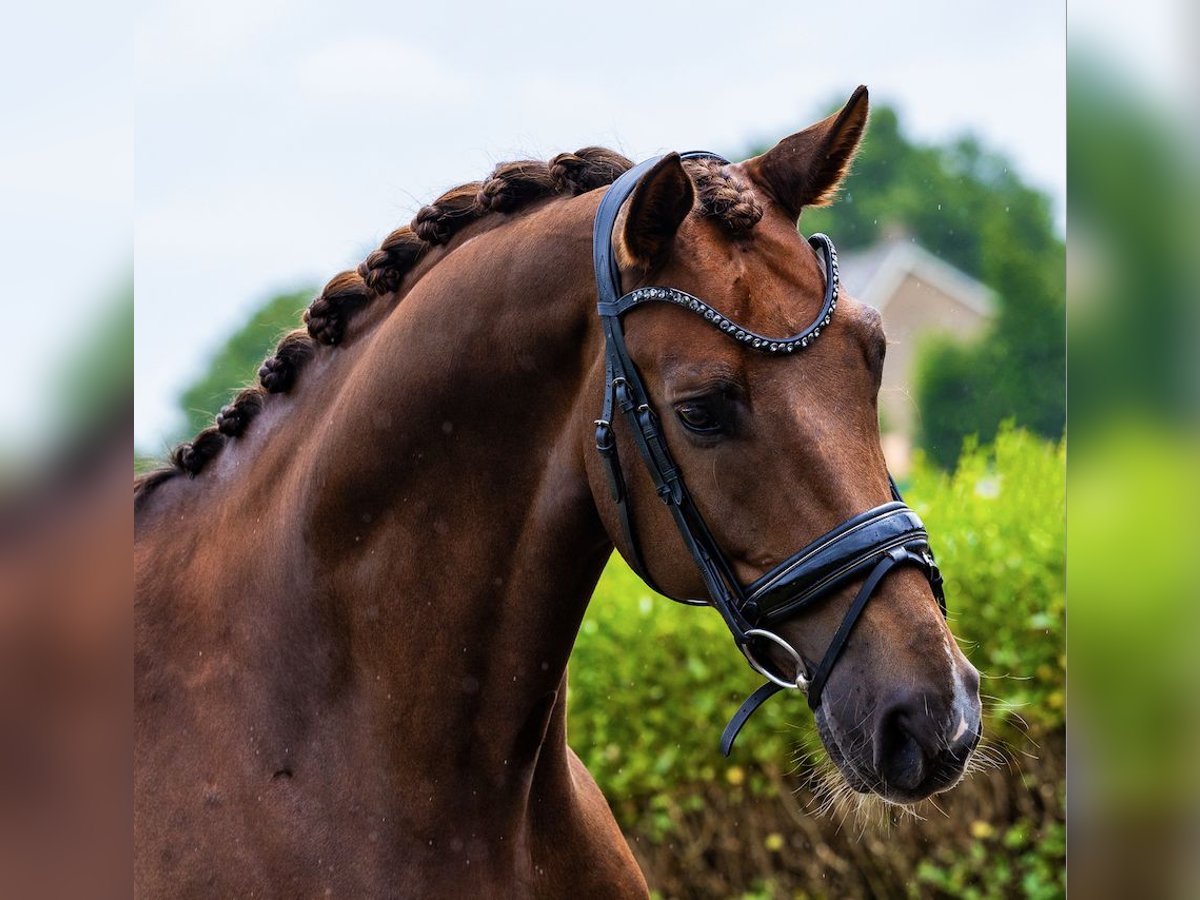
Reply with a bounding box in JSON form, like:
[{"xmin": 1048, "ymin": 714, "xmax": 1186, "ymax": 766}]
[
  {"xmin": 134, "ymin": 146, "xmax": 637, "ymax": 504},
  {"xmin": 133, "ymin": 148, "xmax": 766, "ymax": 505}
]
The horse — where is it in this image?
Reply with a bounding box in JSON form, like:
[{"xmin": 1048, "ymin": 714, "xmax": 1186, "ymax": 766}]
[{"xmin": 134, "ymin": 86, "xmax": 982, "ymax": 897}]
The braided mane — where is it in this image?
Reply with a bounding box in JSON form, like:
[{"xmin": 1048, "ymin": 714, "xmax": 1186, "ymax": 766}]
[{"xmin": 135, "ymin": 150, "xmax": 762, "ymax": 504}]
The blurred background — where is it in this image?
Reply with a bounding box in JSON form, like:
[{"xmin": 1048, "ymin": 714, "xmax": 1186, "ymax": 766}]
[
  {"xmin": 1068, "ymin": 1, "xmax": 1200, "ymax": 899},
  {"xmin": 6, "ymin": 0, "xmax": 1196, "ymax": 897}
]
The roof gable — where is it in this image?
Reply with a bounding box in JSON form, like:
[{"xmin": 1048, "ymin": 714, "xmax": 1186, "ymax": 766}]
[{"xmin": 839, "ymin": 237, "xmax": 995, "ymax": 318}]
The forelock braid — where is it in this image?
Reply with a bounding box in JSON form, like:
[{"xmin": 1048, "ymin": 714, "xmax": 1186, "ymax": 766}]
[{"xmin": 685, "ymin": 158, "xmax": 763, "ymax": 234}]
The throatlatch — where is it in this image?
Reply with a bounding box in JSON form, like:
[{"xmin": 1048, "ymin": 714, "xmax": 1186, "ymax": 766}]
[{"xmin": 592, "ymin": 153, "xmax": 948, "ymax": 755}]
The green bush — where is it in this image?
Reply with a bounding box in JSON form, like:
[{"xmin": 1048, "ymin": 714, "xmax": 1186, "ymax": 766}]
[
  {"xmin": 905, "ymin": 425, "xmax": 1065, "ymax": 742},
  {"xmin": 569, "ymin": 424, "xmax": 1065, "ymax": 808},
  {"xmin": 914, "ymin": 821, "xmax": 1066, "ymax": 900},
  {"xmin": 914, "ymin": 335, "xmax": 1006, "ymax": 470}
]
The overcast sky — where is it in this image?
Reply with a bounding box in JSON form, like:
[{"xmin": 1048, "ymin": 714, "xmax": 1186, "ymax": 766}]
[{"xmin": 128, "ymin": 0, "xmax": 1065, "ymax": 451}]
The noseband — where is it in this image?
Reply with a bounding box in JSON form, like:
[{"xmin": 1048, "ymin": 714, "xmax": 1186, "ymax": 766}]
[{"xmin": 592, "ymin": 153, "xmax": 948, "ymax": 755}]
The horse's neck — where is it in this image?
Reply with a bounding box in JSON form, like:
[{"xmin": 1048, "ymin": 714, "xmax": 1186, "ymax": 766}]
[{"xmin": 273, "ymin": 197, "xmax": 610, "ymax": 801}]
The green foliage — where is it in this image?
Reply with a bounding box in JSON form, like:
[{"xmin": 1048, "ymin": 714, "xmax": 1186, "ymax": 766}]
[
  {"xmin": 913, "ymin": 336, "xmax": 999, "ymax": 469},
  {"xmin": 61, "ymin": 283, "xmax": 133, "ymax": 441},
  {"xmin": 914, "ymin": 821, "xmax": 1065, "ymax": 900},
  {"xmin": 568, "ymin": 557, "xmax": 780, "ymax": 830},
  {"xmin": 801, "ymin": 109, "xmax": 1002, "ymax": 276},
  {"xmin": 571, "ymin": 426, "xmax": 1063, "ymax": 807},
  {"xmin": 789, "ymin": 103, "xmax": 1064, "ymax": 464},
  {"xmin": 1068, "ymin": 61, "xmax": 1196, "ymax": 431},
  {"xmin": 176, "ymin": 287, "xmax": 314, "ymax": 439},
  {"xmin": 1070, "ymin": 424, "xmax": 1200, "ymax": 811},
  {"xmin": 906, "ymin": 425, "xmax": 1065, "ymax": 738}
]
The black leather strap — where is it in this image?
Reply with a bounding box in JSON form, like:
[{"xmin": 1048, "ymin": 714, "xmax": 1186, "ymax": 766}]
[
  {"xmin": 808, "ymin": 547, "xmax": 899, "ymax": 708},
  {"xmin": 746, "ymin": 504, "xmax": 933, "ymax": 624},
  {"xmin": 594, "ymin": 152, "xmax": 749, "ymax": 621},
  {"xmin": 720, "ymin": 681, "xmax": 784, "ymax": 757},
  {"xmin": 595, "ymin": 357, "xmax": 663, "ymax": 592}
]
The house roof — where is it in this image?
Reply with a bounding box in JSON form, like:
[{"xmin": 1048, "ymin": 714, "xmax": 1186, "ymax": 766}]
[{"xmin": 837, "ymin": 236, "xmax": 996, "ymax": 318}]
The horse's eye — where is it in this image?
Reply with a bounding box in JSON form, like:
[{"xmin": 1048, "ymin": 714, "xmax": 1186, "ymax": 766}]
[{"xmin": 675, "ymin": 401, "xmax": 723, "ymax": 435}]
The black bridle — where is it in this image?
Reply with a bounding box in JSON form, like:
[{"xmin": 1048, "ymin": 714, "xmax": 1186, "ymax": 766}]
[{"xmin": 592, "ymin": 152, "xmax": 947, "ymax": 755}]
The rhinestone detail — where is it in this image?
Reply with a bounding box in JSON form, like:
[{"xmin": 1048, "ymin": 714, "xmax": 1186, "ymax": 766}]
[{"xmin": 617, "ymin": 235, "xmax": 839, "ymax": 355}]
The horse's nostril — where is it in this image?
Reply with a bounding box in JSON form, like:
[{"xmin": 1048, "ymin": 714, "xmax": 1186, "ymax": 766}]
[
  {"xmin": 872, "ymin": 693, "xmax": 980, "ymax": 797},
  {"xmin": 873, "ymin": 702, "xmax": 930, "ymax": 793}
]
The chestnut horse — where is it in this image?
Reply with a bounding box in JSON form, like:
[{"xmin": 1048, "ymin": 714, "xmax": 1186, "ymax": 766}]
[{"xmin": 135, "ymin": 87, "xmax": 981, "ymax": 897}]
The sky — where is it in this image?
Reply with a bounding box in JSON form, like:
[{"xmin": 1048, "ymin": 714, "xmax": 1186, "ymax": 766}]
[
  {"xmin": 127, "ymin": 0, "xmax": 1067, "ymax": 451},
  {"xmin": 0, "ymin": 2, "xmax": 131, "ymax": 462}
]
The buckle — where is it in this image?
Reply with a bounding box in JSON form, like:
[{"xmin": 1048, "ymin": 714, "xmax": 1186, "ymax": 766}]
[
  {"xmin": 612, "ymin": 377, "xmax": 634, "ymax": 412},
  {"xmin": 594, "ymin": 419, "xmax": 614, "ymax": 453}
]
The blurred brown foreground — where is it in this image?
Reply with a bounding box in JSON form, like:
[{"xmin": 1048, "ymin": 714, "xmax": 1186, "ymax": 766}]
[{"xmin": 0, "ymin": 409, "xmax": 132, "ymax": 898}]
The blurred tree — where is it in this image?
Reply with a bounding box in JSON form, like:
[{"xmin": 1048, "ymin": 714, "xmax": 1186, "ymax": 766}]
[
  {"xmin": 1067, "ymin": 61, "xmax": 1196, "ymax": 431},
  {"xmin": 790, "ymin": 104, "xmax": 1065, "ymax": 467},
  {"xmin": 912, "ymin": 335, "xmax": 994, "ymax": 463},
  {"xmin": 61, "ymin": 282, "xmax": 133, "ymax": 443},
  {"xmin": 176, "ymin": 288, "xmax": 313, "ymax": 439}
]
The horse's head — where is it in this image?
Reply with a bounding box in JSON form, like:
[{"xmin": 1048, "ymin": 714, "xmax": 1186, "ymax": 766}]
[{"xmin": 585, "ymin": 87, "xmax": 981, "ymax": 804}]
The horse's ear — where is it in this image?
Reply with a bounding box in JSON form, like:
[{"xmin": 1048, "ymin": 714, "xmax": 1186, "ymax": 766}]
[
  {"xmin": 744, "ymin": 85, "xmax": 870, "ymax": 220},
  {"xmin": 619, "ymin": 152, "xmax": 694, "ymax": 268}
]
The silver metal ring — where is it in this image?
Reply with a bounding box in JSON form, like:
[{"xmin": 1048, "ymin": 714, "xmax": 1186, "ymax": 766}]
[{"xmin": 742, "ymin": 628, "xmax": 810, "ymax": 691}]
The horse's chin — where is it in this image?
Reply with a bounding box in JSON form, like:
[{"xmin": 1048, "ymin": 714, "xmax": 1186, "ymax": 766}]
[
  {"xmin": 813, "ymin": 706, "xmax": 965, "ymax": 805},
  {"xmin": 813, "ymin": 706, "xmax": 875, "ymax": 795}
]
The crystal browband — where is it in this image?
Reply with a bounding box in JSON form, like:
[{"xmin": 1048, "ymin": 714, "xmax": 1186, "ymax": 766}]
[{"xmin": 595, "ymin": 233, "xmax": 840, "ymax": 355}]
